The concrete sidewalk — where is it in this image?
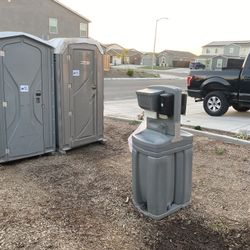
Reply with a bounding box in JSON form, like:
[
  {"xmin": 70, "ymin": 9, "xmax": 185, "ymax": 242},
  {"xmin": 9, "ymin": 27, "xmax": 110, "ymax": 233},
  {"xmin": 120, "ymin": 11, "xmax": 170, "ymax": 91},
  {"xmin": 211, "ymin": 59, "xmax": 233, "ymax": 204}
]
[{"xmin": 104, "ymin": 97, "xmax": 250, "ymax": 135}]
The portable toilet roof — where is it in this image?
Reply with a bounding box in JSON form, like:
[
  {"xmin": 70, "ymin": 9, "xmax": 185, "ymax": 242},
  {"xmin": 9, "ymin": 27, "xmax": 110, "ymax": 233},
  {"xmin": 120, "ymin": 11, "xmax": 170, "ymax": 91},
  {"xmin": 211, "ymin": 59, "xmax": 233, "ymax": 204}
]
[
  {"xmin": 0, "ymin": 32, "xmax": 53, "ymax": 47},
  {"xmin": 49, "ymin": 37, "xmax": 104, "ymax": 54}
]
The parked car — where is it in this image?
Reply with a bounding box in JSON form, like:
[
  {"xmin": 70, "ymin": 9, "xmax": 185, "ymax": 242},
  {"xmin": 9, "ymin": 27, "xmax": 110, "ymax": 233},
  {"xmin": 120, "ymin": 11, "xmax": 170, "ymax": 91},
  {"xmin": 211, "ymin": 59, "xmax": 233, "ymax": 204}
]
[
  {"xmin": 187, "ymin": 54, "xmax": 250, "ymax": 116},
  {"xmin": 189, "ymin": 62, "xmax": 205, "ymax": 70}
]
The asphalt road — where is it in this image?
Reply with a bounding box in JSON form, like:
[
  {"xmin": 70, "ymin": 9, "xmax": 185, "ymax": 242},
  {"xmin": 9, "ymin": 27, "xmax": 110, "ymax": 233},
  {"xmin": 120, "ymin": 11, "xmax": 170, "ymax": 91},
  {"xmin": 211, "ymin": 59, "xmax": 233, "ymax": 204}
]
[
  {"xmin": 104, "ymin": 78, "xmax": 250, "ymax": 134},
  {"xmin": 104, "ymin": 78, "xmax": 186, "ymax": 101}
]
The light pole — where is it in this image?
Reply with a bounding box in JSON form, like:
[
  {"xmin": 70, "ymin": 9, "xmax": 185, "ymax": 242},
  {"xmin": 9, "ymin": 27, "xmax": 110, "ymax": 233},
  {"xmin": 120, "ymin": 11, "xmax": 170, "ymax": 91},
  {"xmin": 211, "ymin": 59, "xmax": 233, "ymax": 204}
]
[{"xmin": 152, "ymin": 17, "xmax": 168, "ymax": 72}]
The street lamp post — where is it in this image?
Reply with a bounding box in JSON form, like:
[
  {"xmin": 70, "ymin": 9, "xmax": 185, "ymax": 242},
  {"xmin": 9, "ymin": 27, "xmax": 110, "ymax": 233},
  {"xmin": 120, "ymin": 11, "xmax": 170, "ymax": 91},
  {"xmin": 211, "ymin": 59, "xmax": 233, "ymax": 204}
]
[{"xmin": 152, "ymin": 17, "xmax": 168, "ymax": 72}]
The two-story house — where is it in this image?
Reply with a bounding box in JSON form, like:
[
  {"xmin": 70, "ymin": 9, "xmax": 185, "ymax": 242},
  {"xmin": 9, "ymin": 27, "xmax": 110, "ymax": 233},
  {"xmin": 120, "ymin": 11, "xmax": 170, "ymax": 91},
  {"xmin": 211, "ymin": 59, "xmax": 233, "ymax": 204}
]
[
  {"xmin": 0, "ymin": 0, "xmax": 90, "ymax": 40},
  {"xmin": 197, "ymin": 41, "xmax": 250, "ymax": 70}
]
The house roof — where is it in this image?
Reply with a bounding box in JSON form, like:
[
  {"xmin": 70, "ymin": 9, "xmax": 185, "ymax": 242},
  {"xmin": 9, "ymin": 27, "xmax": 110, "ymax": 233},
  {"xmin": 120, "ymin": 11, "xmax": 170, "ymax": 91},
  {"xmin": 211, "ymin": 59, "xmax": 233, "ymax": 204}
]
[
  {"xmin": 158, "ymin": 50, "xmax": 196, "ymax": 59},
  {"xmin": 127, "ymin": 49, "xmax": 143, "ymax": 57},
  {"xmin": 141, "ymin": 52, "xmax": 151, "ymax": 55},
  {"xmin": 106, "ymin": 49, "xmax": 122, "ymax": 56},
  {"xmin": 142, "ymin": 52, "xmax": 159, "ymax": 56},
  {"xmin": 105, "ymin": 47, "xmax": 142, "ymax": 57},
  {"xmin": 197, "ymin": 55, "xmax": 215, "ymax": 59},
  {"xmin": 54, "ymin": 0, "xmax": 91, "ymax": 22},
  {"xmin": 203, "ymin": 40, "xmax": 250, "ymax": 47},
  {"xmin": 104, "ymin": 43, "xmax": 126, "ymax": 51}
]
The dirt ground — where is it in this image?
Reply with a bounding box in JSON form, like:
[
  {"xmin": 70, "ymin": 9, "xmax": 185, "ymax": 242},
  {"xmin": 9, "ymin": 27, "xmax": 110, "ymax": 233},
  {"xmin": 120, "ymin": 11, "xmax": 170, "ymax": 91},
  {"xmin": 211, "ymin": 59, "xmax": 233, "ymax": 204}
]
[
  {"xmin": 104, "ymin": 68, "xmax": 158, "ymax": 78},
  {"xmin": 0, "ymin": 118, "xmax": 250, "ymax": 250}
]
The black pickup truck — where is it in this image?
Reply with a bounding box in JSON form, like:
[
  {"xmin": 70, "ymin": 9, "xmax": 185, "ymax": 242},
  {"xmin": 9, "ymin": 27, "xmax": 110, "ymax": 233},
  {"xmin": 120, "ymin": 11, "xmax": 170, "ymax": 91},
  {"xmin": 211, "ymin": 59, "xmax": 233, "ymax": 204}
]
[{"xmin": 187, "ymin": 55, "xmax": 250, "ymax": 116}]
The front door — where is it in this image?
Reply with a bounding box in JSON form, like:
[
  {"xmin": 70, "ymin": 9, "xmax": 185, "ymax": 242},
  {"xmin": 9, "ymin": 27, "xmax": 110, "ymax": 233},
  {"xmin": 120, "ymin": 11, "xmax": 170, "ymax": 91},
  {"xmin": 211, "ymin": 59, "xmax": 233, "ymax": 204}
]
[
  {"xmin": 70, "ymin": 47, "xmax": 97, "ymax": 147},
  {"xmin": 3, "ymin": 41, "xmax": 44, "ymax": 159}
]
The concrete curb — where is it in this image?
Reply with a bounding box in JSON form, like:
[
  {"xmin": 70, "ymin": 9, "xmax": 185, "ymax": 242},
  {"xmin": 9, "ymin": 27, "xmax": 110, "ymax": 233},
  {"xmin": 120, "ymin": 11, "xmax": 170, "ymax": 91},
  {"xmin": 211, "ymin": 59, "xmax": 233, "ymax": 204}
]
[
  {"xmin": 104, "ymin": 77, "xmax": 160, "ymax": 81},
  {"xmin": 104, "ymin": 77, "xmax": 185, "ymax": 80},
  {"xmin": 181, "ymin": 127, "xmax": 250, "ymax": 147},
  {"xmin": 105, "ymin": 115, "xmax": 250, "ymax": 147}
]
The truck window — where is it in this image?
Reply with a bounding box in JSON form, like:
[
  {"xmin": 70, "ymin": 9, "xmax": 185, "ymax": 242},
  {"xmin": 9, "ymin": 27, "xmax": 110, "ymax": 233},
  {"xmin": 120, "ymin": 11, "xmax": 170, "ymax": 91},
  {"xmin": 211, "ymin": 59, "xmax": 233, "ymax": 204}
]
[{"xmin": 241, "ymin": 55, "xmax": 250, "ymax": 77}]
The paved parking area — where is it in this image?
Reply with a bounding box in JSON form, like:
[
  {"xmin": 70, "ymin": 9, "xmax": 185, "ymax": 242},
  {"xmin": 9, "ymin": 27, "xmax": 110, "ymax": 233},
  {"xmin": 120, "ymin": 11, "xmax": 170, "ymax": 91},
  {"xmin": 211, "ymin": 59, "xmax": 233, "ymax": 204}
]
[{"xmin": 104, "ymin": 97, "xmax": 250, "ymax": 134}]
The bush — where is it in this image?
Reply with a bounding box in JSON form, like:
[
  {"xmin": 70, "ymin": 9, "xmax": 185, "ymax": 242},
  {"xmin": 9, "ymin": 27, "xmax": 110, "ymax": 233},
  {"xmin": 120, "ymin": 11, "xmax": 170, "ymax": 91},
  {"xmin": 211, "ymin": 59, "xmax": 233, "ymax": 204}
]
[
  {"xmin": 194, "ymin": 125, "xmax": 202, "ymax": 131},
  {"xmin": 127, "ymin": 69, "xmax": 134, "ymax": 77}
]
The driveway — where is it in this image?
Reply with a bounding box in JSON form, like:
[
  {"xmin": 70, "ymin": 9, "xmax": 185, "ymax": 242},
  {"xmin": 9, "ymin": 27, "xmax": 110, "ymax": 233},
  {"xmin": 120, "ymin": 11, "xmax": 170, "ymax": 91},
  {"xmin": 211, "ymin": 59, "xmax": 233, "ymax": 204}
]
[{"xmin": 104, "ymin": 78, "xmax": 250, "ymax": 134}]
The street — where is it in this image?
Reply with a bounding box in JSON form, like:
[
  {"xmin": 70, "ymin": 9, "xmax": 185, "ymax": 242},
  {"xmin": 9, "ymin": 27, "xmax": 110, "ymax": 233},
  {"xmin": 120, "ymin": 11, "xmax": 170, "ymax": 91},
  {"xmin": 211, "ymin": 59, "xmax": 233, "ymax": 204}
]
[
  {"xmin": 104, "ymin": 78, "xmax": 186, "ymax": 101},
  {"xmin": 104, "ymin": 78, "xmax": 250, "ymax": 134}
]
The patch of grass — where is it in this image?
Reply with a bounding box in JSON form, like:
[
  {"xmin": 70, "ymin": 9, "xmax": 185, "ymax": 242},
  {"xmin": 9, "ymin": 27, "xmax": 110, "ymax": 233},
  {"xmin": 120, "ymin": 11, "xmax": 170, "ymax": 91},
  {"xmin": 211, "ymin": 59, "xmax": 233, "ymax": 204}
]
[
  {"xmin": 128, "ymin": 120, "xmax": 141, "ymax": 125},
  {"xmin": 104, "ymin": 68, "xmax": 160, "ymax": 78},
  {"xmin": 210, "ymin": 220, "xmax": 229, "ymax": 233},
  {"xmin": 235, "ymin": 131, "xmax": 249, "ymax": 140},
  {"xmin": 137, "ymin": 71, "xmax": 159, "ymax": 78},
  {"xmin": 215, "ymin": 147, "xmax": 226, "ymax": 155}
]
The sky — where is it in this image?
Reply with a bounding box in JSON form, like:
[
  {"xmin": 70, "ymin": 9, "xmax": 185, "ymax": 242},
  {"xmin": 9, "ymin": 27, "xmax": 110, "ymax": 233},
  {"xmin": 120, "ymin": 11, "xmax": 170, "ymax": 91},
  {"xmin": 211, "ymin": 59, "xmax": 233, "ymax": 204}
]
[{"xmin": 59, "ymin": 0, "xmax": 250, "ymax": 55}]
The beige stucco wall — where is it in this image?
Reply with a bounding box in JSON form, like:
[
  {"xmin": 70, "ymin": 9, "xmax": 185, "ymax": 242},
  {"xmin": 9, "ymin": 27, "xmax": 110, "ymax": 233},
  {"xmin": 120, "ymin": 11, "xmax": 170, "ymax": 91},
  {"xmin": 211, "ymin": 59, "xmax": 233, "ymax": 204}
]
[{"xmin": 0, "ymin": 0, "xmax": 89, "ymax": 40}]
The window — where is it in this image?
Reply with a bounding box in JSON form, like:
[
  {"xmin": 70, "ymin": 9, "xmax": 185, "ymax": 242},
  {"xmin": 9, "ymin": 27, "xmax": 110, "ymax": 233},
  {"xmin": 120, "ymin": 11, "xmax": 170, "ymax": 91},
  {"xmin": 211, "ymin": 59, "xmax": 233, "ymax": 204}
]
[
  {"xmin": 80, "ymin": 23, "xmax": 87, "ymax": 37},
  {"xmin": 49, "ymin": 18, "xmax": 58, "ymax": 34},
  {"xmin": 229, "ymin": 47, "xmax": 234, "ymax": 54},
  {"xmin": 206, "ymin": 48, "xmax": 210, "ymax": 54},
  {"xmin": 215, "ymin": 48, "xmax": 218, "ymax": 54}
]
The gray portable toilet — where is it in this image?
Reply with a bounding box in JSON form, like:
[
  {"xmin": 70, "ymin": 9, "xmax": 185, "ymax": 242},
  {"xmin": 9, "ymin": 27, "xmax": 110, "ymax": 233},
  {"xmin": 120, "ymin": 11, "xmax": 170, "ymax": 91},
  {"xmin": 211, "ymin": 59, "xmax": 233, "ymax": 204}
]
[
  {"xmin": 0, "ymin": 32, "xmax": 55, "ymax": 163},
  {"xmin": 49, "ymin": 38, "xmax": 104, "ymax": 152}
]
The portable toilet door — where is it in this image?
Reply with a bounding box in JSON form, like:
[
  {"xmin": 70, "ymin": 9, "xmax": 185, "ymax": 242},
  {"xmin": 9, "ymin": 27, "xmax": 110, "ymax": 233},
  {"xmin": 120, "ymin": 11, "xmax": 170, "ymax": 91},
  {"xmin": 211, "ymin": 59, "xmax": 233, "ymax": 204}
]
[
  {"xmin": 51, "ymin": 38, "xmax": 104, "ymax": 152},
  {"xmin": 70, "ymin": 44, "xmax": 99, "ymax": 147},
  {"xmin": 0, "ymin": 32, "xmax": 55, "ymax": 163}
]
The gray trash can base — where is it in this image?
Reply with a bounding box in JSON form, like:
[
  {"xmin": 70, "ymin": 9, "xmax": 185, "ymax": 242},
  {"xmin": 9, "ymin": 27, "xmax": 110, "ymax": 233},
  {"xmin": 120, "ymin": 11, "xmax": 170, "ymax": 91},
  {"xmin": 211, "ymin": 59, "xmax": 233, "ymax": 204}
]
[
  {"xmin": 133, "ymin": 200, "xmax": 191, "ymax": 220},
  {"xmin": 132, "ymin": 129, "xmax": 193, "ymax": 220}
]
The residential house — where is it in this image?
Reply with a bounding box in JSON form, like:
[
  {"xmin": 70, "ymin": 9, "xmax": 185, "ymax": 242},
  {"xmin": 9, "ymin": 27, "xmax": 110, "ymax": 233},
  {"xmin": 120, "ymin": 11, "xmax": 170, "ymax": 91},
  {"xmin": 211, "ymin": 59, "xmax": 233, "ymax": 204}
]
[
  {"xmin": 126, "ymin": 49, "xmax": 142, "ymax": 65},
  {"xmin": 141, "ymin": 53, "xmax": 158, "ymax": 67},
  {"xmin": 103, "ymin": 44, "xmax": 125, "ymax": 65},
  {"xmin": 103, "ymin": 44, "xmax": 142, "ymax": 65},
  {"xmin": 0, "ymin": 0, "xmax": 90, "ymax": 40},
  {"xmin": 197, "ymin": 41, "xmax": 250, "ymax": 70},
  {"xmin": 158, "ymin": 50, "xmax": 197, "ymax": 68}
]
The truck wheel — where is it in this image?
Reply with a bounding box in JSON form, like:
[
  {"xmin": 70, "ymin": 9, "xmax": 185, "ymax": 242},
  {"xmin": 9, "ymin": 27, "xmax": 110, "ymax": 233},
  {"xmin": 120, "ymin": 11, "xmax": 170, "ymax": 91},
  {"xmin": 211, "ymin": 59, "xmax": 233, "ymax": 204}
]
[
  {"xmin": 232, "ymin": 104, "xmax": 250, "ymax": 112},
  {"xmin": 203, "ymin": 91, "xmax": 229, "ymax": 116}
]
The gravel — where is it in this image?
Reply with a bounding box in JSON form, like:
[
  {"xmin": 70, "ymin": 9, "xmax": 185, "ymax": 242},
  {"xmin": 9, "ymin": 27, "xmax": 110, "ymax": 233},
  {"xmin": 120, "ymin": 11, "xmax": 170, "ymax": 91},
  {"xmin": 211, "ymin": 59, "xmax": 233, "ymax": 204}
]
[{"xmin": 0, "ymin": 118, "xmax": 249, "ymax": 249}]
